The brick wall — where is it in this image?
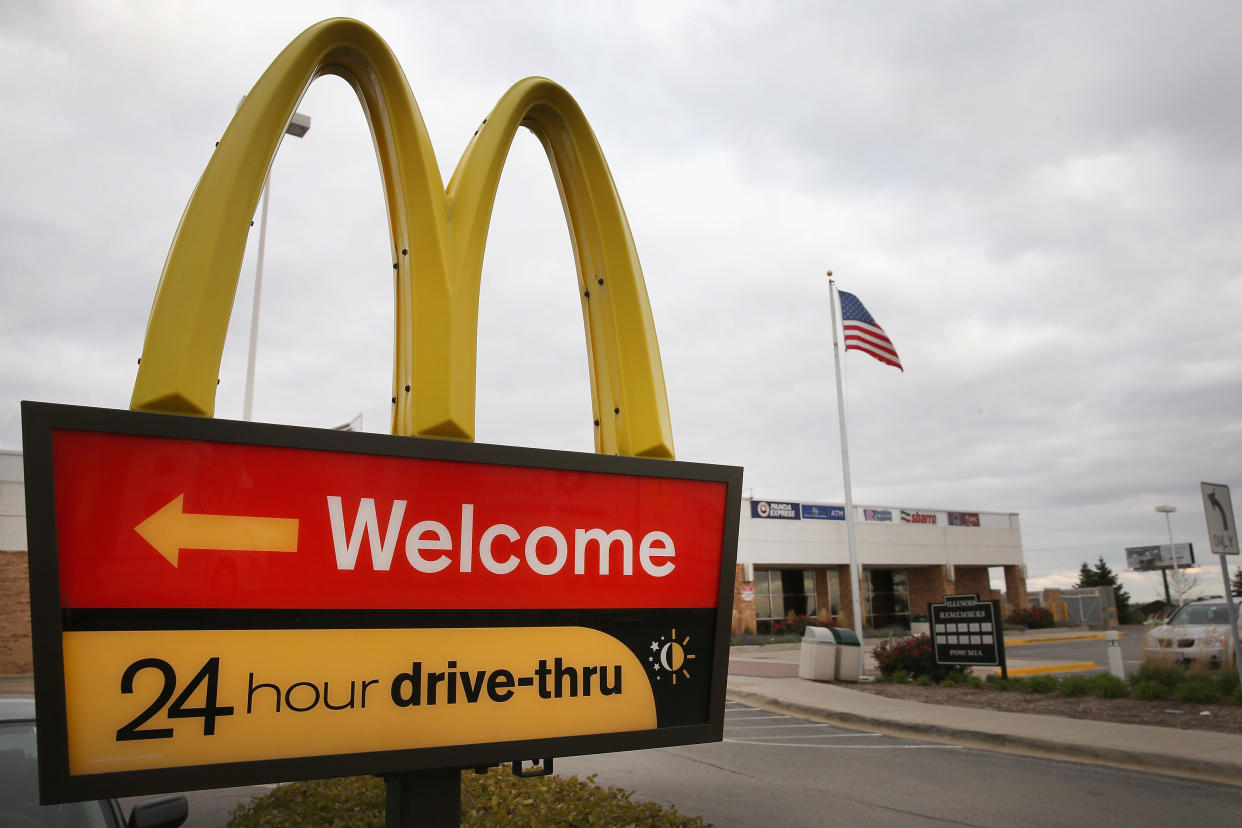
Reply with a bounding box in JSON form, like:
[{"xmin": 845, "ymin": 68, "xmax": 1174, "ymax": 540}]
[
  {"xmin": 908, "ymin": 565, "xmax": 951, "ymax": 618},
  {"xmin": 953, "ymin": 566, "xmax": 999, "ymax": 602},
  {"xmin": 731, "ymin": 564, "xmax": 757, "ymax": 635},
  {"xmin": 1, "ymin": 550, "xmax": 32, "ymax": 674}
]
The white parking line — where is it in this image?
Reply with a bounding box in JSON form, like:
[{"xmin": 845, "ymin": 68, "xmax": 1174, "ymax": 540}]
[
  {"xmin": 726, "ymin": 739, "xmax": 962, "ymax": 749},
  {"xmin": 730, "ymin": 732, "xmax": 890, "ymax": 739},
  {"xmin": 725, "ymin": 722, "xmax": 837, "ymax": 729}
]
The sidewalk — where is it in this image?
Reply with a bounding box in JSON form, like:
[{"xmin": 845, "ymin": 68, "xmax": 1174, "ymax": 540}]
[{"xmin": 727, "ymin": 634, "xmax": 1242, "ymax": 787}]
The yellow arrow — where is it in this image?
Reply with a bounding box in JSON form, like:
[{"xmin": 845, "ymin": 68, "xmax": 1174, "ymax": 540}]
[{"xmin": 134, "ymin": 494, "xmax": 299, "ymax": 567}]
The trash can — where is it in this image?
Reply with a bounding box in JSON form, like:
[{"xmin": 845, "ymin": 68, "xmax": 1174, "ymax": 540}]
[
  {"xmin": 831, "ymin": 627, "xmax": 862, "ymax": 682},
  {"xmin": 798, "ymin": 625, "xmax": 837, "ymax": 681}
]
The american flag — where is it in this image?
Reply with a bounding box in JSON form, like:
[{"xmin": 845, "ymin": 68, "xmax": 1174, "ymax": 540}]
[{"xmin": 838, "ymin": 290, "xmax": 902, "ymax": 371}]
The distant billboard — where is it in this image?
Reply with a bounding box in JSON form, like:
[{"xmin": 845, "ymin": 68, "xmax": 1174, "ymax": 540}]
[{"xmin": 1125, "ymin": 543, "xmax": 1194, "ymax": 571}]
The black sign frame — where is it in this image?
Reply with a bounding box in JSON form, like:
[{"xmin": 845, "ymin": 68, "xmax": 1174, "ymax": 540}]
[
  {"xmin": 928, "ymin": 595, "xmax": 1008, "ymax": 678},
  {"xmin": 22, "ymin": 401, "xmax": 742, "ymax": 804}
]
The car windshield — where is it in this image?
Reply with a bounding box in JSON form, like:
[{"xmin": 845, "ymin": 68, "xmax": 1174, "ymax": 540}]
[
  {"xmin": 0, "ymin": 720, "xmax": 113, "ymax": 827},
  {"xmin": 1168, "ymin": 604, "xmax": 1232, "ymax": 625}
]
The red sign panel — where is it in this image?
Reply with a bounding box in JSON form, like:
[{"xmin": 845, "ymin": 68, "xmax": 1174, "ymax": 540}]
[{"xmin": 50, "ymin": 430, "xmax": 726, "ymax": 611}]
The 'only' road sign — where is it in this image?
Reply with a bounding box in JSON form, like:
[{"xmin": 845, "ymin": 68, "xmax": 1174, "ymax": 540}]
[{"xmin": 1201, "ymin": 482, "xmax": 1239, "ymax": 556}]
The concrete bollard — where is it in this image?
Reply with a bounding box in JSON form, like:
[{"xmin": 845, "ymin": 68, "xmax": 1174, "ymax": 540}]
[{"xmin": 1106, "ymin": 629, "xmax": 1125, "ymax": 678}]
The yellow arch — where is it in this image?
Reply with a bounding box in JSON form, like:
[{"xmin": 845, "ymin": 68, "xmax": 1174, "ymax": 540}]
[{"xmin": 130, "ymin": 17, "xmax": 673, "ymax": 459}]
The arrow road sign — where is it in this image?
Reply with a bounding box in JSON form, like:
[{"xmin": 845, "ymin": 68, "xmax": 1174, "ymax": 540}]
[{"xmin": 1201, "ymin": 482, "xmax": 1239, "ymax": 556}]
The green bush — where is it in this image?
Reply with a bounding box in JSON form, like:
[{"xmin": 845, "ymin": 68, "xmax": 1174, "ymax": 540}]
[
  {"xmin": 880, "ymin": 669, "xmax": 910, "ymax": 684},
  {"xmin": 1131, "ymin": 660, "xmax": 1185, "ymax": 691},
  {"xmin": 1215, "ymin": 667, "xmax": 1241, "ymax": 698},
  {"xmin": 1058, "ymin": 675, "xmax": 1091, "ymax": 697},
  {"xmin": 984, "ymin": 673, "xmax": 1012, "ymax": 691},
  {"xmin": 1173, "ymin": 673, "xmax": 1220, "ymax": 704},
  {"xmin": 1087, "ymin": 673, "xmax": 1130, "ymax": 699},
  {"xmin": 226, "ymin": 768, "xmax": 707, "ymax": 827},
  {"xmin": 940, "ymin": 671, "xmax": 971, "ymax": 687},
  {"xmin": 1132, "ymin": 680, "xmax": 1173, "ymax": 701},
  {"xmin": 1017, "ymin": 675, "xmax": 1058, "ymax": 694},
  {"xmin": 966, "ymin": 675, "xmax": 985, "ymax": 689},
  {"xmin": 914, "ymin": 674, "xmax": 933, "ymax": 686}
]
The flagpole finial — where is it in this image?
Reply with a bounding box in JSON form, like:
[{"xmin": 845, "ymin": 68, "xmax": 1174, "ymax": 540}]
[{"xmin": 826, "ymin": 270, "xmax": 833, "ymax": 277}]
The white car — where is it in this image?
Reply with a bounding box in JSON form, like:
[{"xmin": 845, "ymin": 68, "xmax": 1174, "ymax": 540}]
[
  {"xmin": 1143, "ymin": 597, "xmax": 1242, "ymax": 667},
  {"xmin": 0, "ymin": 693, "xmax": 188, "ymax": 827}
]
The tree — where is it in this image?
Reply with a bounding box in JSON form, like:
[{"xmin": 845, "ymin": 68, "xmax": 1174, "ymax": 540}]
[
  {"xmin": 1075, "ymin": 556, "xmax": 1134, "ymax": 623},
  {"xmin": 1167, "ymin": 567, "xmax": 1201, "ymax": 606}
]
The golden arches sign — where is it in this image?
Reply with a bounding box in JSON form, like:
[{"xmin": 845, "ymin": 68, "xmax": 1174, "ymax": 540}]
[{"xmin": 131, "ymin": 17, "xmax": 673, "ymax": 459}]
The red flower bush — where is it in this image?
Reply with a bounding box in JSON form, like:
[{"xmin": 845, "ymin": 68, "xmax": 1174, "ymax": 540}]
[
  {"xmin": 1006, "ymin": 606, "xmax": 1055, "ymax": 629},
  {"xmin": 870, "ymin": 633, "xmax": 965, "ymax": 682}
]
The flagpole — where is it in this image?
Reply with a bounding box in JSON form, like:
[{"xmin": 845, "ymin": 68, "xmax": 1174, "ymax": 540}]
[{"xmin": 828, "ymin": 271, "xmax": 867, "ymax": 677}]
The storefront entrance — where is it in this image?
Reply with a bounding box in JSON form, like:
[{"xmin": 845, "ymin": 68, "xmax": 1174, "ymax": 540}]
[
  {"xmin": 864, "ymin": 568, "xmax": 910, "ymax": 630},
  {"xmin": 754, "ymin": 568, "xmax": 841, "ymax": 634}
]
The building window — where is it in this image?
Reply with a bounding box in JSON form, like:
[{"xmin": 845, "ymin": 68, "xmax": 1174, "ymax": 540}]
[
  {"xmin": 865, "ymin": 568, "xmax": 910, "ymax": 630},
  {"xmin": 754, "ymin": 569, "xmax": 819, "ymax": 634}
]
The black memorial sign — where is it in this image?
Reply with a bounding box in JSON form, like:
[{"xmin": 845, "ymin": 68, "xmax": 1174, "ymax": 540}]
[{"xmin": 928, "ymin": 594, "xmax": 1007, "ymax": 674}]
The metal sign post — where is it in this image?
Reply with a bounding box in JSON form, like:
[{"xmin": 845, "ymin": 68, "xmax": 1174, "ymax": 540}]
[{"xmin": 1201, "ymin": 482, "xmax": 1242, "ymax": 688}]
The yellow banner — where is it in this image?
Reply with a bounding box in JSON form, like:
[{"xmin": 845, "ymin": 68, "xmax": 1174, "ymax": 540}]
[{"xmin": 62, "ymin": 627, "xmax": 654, "ymax": 775}]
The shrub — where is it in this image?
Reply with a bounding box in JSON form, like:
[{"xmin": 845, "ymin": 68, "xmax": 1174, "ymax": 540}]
[
  {"xmin": 1173, "ymin": 673, "xmax": 1220, "ymax": 704},
  {"xmin": 1132, "ymin": 680, "xmax": 1172, "ymax": 701},
  {"xmin": 227, "ymin": 768, "xmax": 707, "ymax": 827},
  {"xmin": 985, "ymin": 673, "xmax": 1012, "ymax": 691},
  {"xmin": 1131, "ymin": 659, "xmax": 1185, "ymax": 691},
  {"xmin": 915, "ymin": 674, "xmax": 933, "ymax": 686},
  {"xmin": 1087, "ymin": 673, "xmax": 1130, "ymax": 699},
  {"xmin": 1018, "ymin": 675, "xmax": 1058, "ymax": 694},
  {"xmin": 1058, "ymin": 675, "xmax": 1091, "ymax": 697},
  {"xmin": 880, "ymin": 669, "xmax": 910, "ymax": 684},
  {"xmin": 870, "ymin": 634, "xmax": 966, "ymax": 682},
  {"xmin": 1214, "ymin": 667, "xmax": 1241, "ymax": 698},
  {"xmin": 1006, "ymin": 606, "xmax": 1055, "ymax": 629},
  {"xmin": 966, "ymin": 675, "xmax": 985, "ymax": 689}
]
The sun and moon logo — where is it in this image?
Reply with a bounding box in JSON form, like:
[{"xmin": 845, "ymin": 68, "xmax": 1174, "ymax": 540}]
[{"xmin": 647, "ymin": 628, "xmax": 695, "ymax": 685}]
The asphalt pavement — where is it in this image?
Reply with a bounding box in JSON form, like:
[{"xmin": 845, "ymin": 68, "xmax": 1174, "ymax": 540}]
[
  {"xmin": 5, "ymin": 625, "xmax": 1240, "ymax": 807},
  {"xmin": 728, "ymin": 627, "xmax": 1242, "ymax": 787}
]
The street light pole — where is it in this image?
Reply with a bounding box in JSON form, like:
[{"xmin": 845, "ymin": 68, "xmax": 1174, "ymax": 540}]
[
  {"xmin": 242, "ymin": 110, "xmax": 311, "ymax": 421},
  {"xmin": 1155, "ymin": 505, "xmax": 1179, "ymax": 607}
]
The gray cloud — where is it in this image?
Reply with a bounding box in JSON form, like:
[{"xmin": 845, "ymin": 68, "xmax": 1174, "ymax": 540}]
[{"xmin": 3, "ymin": 1, "xmax": 1241, "ymax": 598}]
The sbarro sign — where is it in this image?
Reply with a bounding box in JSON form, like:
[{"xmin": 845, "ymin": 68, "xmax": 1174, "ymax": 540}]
[{"xmin": 23, "ymin": 402, "xmax": 741, "ymax": 803}]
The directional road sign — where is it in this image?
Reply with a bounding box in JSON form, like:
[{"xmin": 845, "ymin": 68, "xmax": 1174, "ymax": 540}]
[{"xmin": 1201, "ymin": 482, "xmax": 1239, "ymax": 556}]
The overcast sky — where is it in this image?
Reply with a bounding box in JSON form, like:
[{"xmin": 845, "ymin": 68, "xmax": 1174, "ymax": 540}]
[{"xmin": 3, "ymin": 0, "xmax": 1241, "ymax": 602}]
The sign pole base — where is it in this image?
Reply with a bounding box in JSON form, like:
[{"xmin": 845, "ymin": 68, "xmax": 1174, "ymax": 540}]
[
  {"xmin": 1217, "ymin": 555, "xmax": 1242, "ymax": 692},
  {"xmin": 386, "ymin": 769, "xmax": 461, "ymax": 828}
]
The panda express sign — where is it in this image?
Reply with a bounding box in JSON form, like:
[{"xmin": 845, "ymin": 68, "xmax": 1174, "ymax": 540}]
[{"xmin": 24, "ymin": 403, "xmax": 741, "ymax": 801}]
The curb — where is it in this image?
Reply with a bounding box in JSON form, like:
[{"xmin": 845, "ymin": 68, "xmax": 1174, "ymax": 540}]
[
  {"xmin": 1006, "ymin": 633, "xmax": 1116, "ymax": 646},
  {"xmin": 995, "ymin": 662, "xmax": 1100, "ymax": 677},
  {"xmin": 725, "ymin": 686, "xmax": 1242, "ymax": 789}
]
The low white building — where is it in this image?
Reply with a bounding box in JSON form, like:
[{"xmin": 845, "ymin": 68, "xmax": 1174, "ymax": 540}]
[{"xmin": 735, "ymin": 497, "xmax": 1027, "ymax": 633}]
